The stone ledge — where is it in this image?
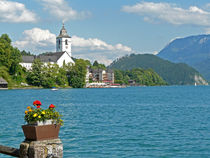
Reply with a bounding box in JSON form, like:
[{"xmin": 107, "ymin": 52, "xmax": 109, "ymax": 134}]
[{"xmin": 20, "ymin": 139, "xmax": 63, "ymax": 158}]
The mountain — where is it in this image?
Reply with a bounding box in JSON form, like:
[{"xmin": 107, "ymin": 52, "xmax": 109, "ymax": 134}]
[
  {"xmin": 157, "ymin": 34, "xmax": 210, "ymax": 80},
  {"xmin": 109, "ymin": 54, "xmax": 208, "ymax": 85}
]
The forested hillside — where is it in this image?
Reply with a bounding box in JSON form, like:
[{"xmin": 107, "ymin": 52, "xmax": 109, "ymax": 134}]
[
  {"xmin": 114, "ymin": 68, "xmax": 167, "ymax": 86},
  {"xmin": 109, "ymin": 54, "xmax": 207, "ymax": 85}
]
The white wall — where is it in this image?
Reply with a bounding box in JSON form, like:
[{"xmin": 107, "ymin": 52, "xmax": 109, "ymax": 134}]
[
  {"xmin": 56, "ymin": 37, "xmax": 71, "ymax": 56},
  {"xmin": 57, "ymin": 52, "xmax": 74, "ymax": 67},
  {"xmin": 20, "ymin": 63, "xmax": 32, "ymax": 70}
]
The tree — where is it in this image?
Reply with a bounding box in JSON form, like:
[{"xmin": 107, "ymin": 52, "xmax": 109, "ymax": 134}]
[
  {"xmin": 114, "ymin": 68, "xmax": 166, "ymax": 86},
  {"xmin": 0, "ymin": 34, "xmax": 23, "ymax": 85},
  {"xmin": 41, "ymin": 63, "xmax": 57, "ymax": 88},
  {"xmin": 41, "ymin": 63, "xmax": 68, "ymax": 88},
  {"xmin": 93, "ymin": 60, "xmax": 99, "ymax": 67},
  {"xmin": 66, "ymin": 59, "xmax": 87, "ymax": 88},
  {"xmin": 92, "ymin": 60, "xmax": 106, "ymax": 70},
  {"xmin": 21, "ymin": 50, "xmax": 33, "ymax": 56},
  {"xmin": 114, "ymin": 70, "xmax": 124, "ymax": 84},
  {"xmin": 26, "ymin": 59, "xmax": 43, "ymax": 87},
  {"xmin": 56, "ymin": 66, "xmax": 68, "ymax": 87}
]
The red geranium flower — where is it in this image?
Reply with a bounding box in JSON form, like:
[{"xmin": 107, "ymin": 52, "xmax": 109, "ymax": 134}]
[
  {"xmin": 49, "ymin": 104, "xmax": 55, "ymax": 108},
  {"xmin": 37, "ymin": 105, "xmax": 41, "ymax": 109},
  {"xmin": 33, "ymin": 100, "xmax": 42, "ymax": 106}
]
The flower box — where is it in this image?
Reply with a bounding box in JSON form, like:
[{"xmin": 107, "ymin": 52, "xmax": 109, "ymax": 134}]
[
  {"xmin": 28, "ymin": 119, "xmax": 54, "ymax": 126},
  {"xmin": 22, "ymin": 124, "xmax": 60, "ymax": 141},
  {"xmin": 22, "ymin": 100, "xmax": 63, "ymax": 141}
]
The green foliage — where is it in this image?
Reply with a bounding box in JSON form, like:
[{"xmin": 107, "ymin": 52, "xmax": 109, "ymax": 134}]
[
  {"xmin": 0, "ymin": 34, "xmax": 24, "ymax": 86},
  {"xmin": 42, "ymin": 64, "xmax": 68, "ymax": 88},
  {"xmin": 56, "ymin": 67, "xmax": 68, "ymax": 86},
  {"xmin": 92, "ymin": 60, "xmax": 106, "ymax": 70},
  {"xmin": 26, "ymin": 57, "xmax": 89, "ymax": 88},
  {"xmin": 93, "ymin": 60, "xmax": 99, "ymax": 67},
  {"xmin": 27, "ymin": 60, "xmax": 68, "ymax": 88},
  {"xmin": 114, "ymin": 68, "xmax": 167, "ymax": 86},
  {"xmin": 0, "ymin": 34, "xmax": 21, "ymax": 74},
  {"xmin": 20, "ymin": 50, "xmax": 33, "ymax": 56},
  {"xmin": 24, "ymin": 105, "xmax": 63, "ymax": 125},
  {"xmin": 0, "ymin": 66, "xmax": 13, "ymax": 87},
  {"xmin": 110, "ymin": 54, "xmax": 203, "ymax": 85},
  {"xmin": 66, "ymin": 59, "xmax": 88, "ymax": 88},
  {"xmin": 26, "ymin": 59, "xmax": 43, "ymax": 87},
  {"xmin": 0, "ymin": 34, "xmax": 89, "ymax": 88}
]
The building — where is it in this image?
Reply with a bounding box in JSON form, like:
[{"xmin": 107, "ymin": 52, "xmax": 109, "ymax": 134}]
[
  {"xmin": 20, "ymin": 24, "xmax": 74, "ymax": 70},
  {"xmin": 88, "ymin": 68, "xmax": 114, "ymax": 84},
  {"xmin": 0, "ymin": 78, "xmax": 8, "ymax": 88}
]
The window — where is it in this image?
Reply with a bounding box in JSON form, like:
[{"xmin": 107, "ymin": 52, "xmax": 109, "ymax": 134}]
[
  {"xmin": 58, "ymin": 40, "xmax": 61, "ymax": 49},
  {"xmin": 65, "ymin": 39, "xmax": 68, "ymax": 45}
]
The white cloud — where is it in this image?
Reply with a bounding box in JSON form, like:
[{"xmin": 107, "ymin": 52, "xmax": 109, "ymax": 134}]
[
  {"xmin": 13, "ymin": 28, "xmax": 56, "ymax": 53},
  {"xmin": 13, "ymin": 28, "xmax": 132, "ymax": 65},
  {"xmin": 71, "ymin": 36, "xmax": 132, "ymax": 65},
  {"xmin": 71, "ymin": 36, "xmax": 132, "ymax": 52},
  {"xmin": 40, "ymin": 0, "xmax": 90, "ymax": 21},
  {"xmin": 0, "ymin": 0, "xmax": 37, "ymax": 23},
  {"xmin": 122, "ymin": 2, "xmax": 210, "ymax": 26}
]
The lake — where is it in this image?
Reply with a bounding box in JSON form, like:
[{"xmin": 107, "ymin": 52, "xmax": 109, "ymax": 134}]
[{"xmin": 0, "ymin": 86, "xmax": 210, "ymax": 157}]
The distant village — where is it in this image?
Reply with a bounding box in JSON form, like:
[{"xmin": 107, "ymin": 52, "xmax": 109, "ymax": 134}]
[{"xmin": 0, "ymin": 24, "xmax": 117, "ymax": 89}]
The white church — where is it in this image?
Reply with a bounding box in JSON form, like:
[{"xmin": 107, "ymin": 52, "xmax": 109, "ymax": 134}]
[{"xmin": 20, "ymin": 24, "xmax": 75, "ymax": 70}]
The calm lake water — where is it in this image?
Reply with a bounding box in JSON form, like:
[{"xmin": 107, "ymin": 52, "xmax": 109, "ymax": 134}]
[{"xmin": 1, "ymin": 86, "xmax": 210, "ymax": 157}]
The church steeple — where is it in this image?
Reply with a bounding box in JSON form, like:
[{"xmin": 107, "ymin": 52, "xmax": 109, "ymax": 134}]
[
  {"xmin": 56, "ymin": 23, "xmax": 72, "ymax": 56},
  {"xmin": 58, "ymin": 23, "xmax": 71, "ymax": 38}
]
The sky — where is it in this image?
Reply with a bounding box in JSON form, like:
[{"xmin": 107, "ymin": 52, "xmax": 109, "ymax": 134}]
[{"xmin": 1, "ymin": 0, "xmax": 210, "ymax": 65}]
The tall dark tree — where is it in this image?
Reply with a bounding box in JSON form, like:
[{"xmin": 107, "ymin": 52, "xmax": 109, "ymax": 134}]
[
  {"xmin": 93, "ymin": 60, "xmax": 99, "ymax": 67},
  {"xmin": 92, "ymin": 60, "xmax": 106, "ymax": 69},
  {"xmin": 66, "ymin": 59, "xmax": 87, "ymax": 88}
]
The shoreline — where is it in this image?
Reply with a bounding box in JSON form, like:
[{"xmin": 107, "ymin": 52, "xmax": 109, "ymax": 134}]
[{"xmin": 0, "ymin": 86, "xmax": 72, "ymax": 90}]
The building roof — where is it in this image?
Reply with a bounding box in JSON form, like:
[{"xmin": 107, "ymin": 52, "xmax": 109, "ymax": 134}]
[
  {"xmin": 22, "ymin": 55, "xmax": 35, "ymax": 63},
  {"xmin": 38, "ymin": 52, "xmax": 65, "ymax": 62},
  {"xmin": 21, "ymin": 52, "xmax": 65, "ymax": 63},
  {"xmin": 57, "ymin": 24, "xmax": 71, "ymax": 38},
  {"xmin": 0, "ymin": 78, "xmax": 8, "ymax": 84}
]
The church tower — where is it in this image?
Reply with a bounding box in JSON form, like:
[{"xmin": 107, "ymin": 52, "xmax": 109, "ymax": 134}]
[{"xmin": 56, "ymin": 24, "xmax": 72, "ymax": 56}]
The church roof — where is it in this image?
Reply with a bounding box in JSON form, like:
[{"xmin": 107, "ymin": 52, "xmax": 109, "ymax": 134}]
[
  {"xmin": 21, "ymin": 52, "xmax": 65, "ymax": 63},
  {"xmin": 22, "ymin": 55, "xmax": 35, "ymax": 63},
  {"xmin": 38, "ymin": 52, "xmax": 65, "ymax": 62},
  {"xmin": 57, "ymin": 24, "xmax": 71, "ymax": 38}
]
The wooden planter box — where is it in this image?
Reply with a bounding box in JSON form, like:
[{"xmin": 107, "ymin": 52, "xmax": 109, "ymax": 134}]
[{"xmin": 22, "ymin": 124, "xmax": 60, "ymax": 141}]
